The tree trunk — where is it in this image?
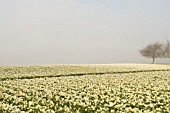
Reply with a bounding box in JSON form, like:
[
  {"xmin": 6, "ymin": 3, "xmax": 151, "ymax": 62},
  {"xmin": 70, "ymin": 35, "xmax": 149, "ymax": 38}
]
[{"xmin": 152, "ymin": 57, "xmax": 155, "ymax": 64}]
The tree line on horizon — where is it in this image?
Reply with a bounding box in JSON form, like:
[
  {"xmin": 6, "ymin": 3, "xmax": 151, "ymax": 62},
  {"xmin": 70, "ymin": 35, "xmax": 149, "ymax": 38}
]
[{"xmin": 139, "ymin": 40, "xmax": 170, "ymax": 64}]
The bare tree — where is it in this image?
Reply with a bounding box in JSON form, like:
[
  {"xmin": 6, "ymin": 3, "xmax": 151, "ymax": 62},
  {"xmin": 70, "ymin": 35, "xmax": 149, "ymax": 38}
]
[
  {"xmin": 139, "ymin": 42, "xmax": 163, "ymax": 64},
  {"xmin": 163, "ymin": 40, "xmax": 170, "ymax": 58}
]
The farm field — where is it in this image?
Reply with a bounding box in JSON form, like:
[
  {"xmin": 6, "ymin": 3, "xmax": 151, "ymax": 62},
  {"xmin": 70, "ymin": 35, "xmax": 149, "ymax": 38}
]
[{"xmin": 0, "ymin": 64, "xmax": 170, "ymax": 112}]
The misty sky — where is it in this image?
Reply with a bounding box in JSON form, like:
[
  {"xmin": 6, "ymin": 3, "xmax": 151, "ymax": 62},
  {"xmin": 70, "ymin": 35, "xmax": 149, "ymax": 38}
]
[{"xmin": 0, "ymin": 0, "xmax": 170, "ymax": 65}]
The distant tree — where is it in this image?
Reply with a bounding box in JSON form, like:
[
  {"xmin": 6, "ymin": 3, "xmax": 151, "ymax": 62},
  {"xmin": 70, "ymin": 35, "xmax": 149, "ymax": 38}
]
[
  {"xmin": 139, "ymin": 42, "xmax": 163, "ymax": 64},
  {"xmin": 163, "ymin": 40, "xmax": 170, "ymax": 58}
]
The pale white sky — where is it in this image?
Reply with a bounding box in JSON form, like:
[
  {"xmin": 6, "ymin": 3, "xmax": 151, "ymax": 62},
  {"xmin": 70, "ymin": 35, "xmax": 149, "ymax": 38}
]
[{"xmin": 0, "ymin": 0, "xmax": 170, "ymax": 65}]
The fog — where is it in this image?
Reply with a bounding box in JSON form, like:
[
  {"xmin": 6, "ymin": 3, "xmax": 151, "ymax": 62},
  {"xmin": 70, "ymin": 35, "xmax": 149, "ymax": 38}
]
[{"xmin": 0, "ymin": 0, "xmax": 170, "ymax": 65}]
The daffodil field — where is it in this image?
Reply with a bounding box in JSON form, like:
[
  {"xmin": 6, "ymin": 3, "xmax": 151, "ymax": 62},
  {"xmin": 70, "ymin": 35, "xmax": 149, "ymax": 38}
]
[{"xmin": 0, "ymin": 64, "xmax": 170, "ymax": 112}]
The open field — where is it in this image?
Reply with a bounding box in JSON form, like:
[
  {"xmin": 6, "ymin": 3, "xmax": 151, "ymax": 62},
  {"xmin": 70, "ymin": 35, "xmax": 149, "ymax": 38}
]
[{"xmin": 0, "ymin": 64, "xmax": 170, "ymax": 112}]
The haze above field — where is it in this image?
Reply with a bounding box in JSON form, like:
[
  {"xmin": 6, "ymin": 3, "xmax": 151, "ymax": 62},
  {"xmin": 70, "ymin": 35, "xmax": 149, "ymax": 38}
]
[{"xmin": 0, "ymin": 0, "xmax": 170, "ymax": 65}]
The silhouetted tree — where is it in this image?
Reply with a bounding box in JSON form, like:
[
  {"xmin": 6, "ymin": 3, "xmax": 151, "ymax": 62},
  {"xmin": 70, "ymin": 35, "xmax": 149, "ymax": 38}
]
[
  {"xmin": 139, "ymin": 42, "xmax": 163, "ymax": 64},
  {"xmin": 163, "ymin": 40, "xmax": 170, "ymax": 58}
]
